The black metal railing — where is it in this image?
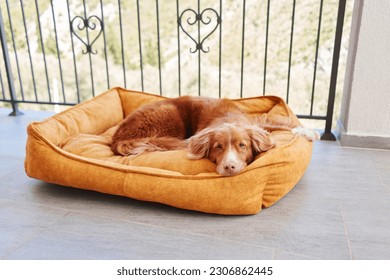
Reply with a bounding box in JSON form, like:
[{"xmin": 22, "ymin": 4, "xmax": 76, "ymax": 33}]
[{"xmin": 0, "ymin": 0, "xmax": 350, "ymax": 139}]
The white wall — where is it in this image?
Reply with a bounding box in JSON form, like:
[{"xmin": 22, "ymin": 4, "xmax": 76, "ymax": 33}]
[{"xmin": 339, "ymin": 0, "xmax": 390, "ymax": 149}]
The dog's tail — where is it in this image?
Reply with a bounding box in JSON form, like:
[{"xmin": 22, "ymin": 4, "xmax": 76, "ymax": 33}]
[
  {"xmin": 112, "ymin": 137, "xmax": 188, "ymax": 156},
  {"xmin": 254, "ymin": 114, "xmax": 320, "ymax": 141}
]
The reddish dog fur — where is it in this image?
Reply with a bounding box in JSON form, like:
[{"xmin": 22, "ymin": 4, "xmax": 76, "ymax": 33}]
[{"xmin": 111, "ymin": 96, "xmax": 318, "ymax": 176}]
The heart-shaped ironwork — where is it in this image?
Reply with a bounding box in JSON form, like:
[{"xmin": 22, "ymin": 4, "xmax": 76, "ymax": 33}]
[
  {"xmin": 178, "ymin": 8, "xmax": 221, "ymax": 53},
  {"xmin": 70, "ymin": 15, "xmax": 103, "ymax": 54}
]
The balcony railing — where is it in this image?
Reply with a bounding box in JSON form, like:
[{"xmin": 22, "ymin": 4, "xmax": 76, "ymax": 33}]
[{"xmin": 0, "ymin": 0, "xmax": 350, "ymax": 139}]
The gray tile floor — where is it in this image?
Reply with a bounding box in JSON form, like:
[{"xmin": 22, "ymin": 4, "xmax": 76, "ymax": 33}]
[{"xmin": 0, "ymin": 107, "xmax": 389, "ymax": 260}]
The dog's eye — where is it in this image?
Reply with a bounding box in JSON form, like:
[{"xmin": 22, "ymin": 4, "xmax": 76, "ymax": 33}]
[
  {"xmin": 215, "ymin": 144, "xmax": 222, "ymax": 150},
  {"xmin": 239, "ymin": 143, "xmax": 246, "ymax": 148}
]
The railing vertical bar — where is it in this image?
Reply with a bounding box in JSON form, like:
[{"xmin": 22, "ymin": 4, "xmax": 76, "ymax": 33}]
[
  {"xmin": 286, "ymin": 0, "xmax": 296, "ymax": 104},
  {"xmin": 0, "ymin": 70, "xmax": 5, "ymax": 99},
  {"xmin": 310, "ymin": 0, "xmax": 324, "ymax": 116},
  {"xmin": 82, "ymin": 0, "xmax": 95, "ymax": 97},
  {"xmin": 0, "ymin": 4, "xmax": 22, "ymax": 115},
  {"xmin": 34, "ymin": 0, "xmax": 51, "ymax": 102},
  {"xmin": 50, "ymin": 0, "xmax": 66, "ymax": 103},
  {"xmin": 155, "ymin": 0, "xmax": 162, "ymax": 95},
  {"xmin": 240, "ymin": 0, "xmax": 246, "ymax": 98},
  {"xmin": 218, "ymin": 0, "xmax": 222, "ymax": 98},
  {"xmin": 322, "ymin": 0, "xmax": 346, "ymax": 141},
  {"xmin": 5, "ymin": 0, "xmax": 24, "ymax": 101},
  {"xmin": 136, "ymin": 0, "xmax": 144, "ymax": 91},
  {"xmin": 197, "ymin": 0, "xmax": 201, "ymax": 96},
  {"xmin": 176, "ymin": 0, "xmax": 181, "ymax": 96},
  {"xmin": 66, "ymin": 0, "xmax": 80, "ymax": 103},
  {"xmin": 20, "ymin": 0, "xmax": 38, "ymax": 102},
  {"xmin": 117, "ymin": 0, "xmax": 126, "ymax": 88},
  {"xmin": 100, "ymin": 0, "xmax": 110, "ymax": 89},
  {"xmin": 263, "ymin": 0, "xmax": 270, "ymax": 96}
]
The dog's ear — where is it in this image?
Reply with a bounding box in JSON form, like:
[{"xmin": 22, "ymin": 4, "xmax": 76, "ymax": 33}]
[
  {"xmin": 187, "ymin": 128, "xmax": 213, "ymax": 159},
  {"xmin": 247, "ymin": 126, "xmax": 275, "ymax": 155}
]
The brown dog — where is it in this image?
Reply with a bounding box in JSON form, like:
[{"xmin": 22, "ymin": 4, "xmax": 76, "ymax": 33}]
[{"xmin": 111, "ymin": 96, "xmax": 318, "ymax": 176}]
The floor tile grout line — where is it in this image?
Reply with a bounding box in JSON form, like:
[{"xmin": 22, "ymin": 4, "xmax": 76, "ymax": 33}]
[
  {"xmin": 366, "ymin": 157, "xmax": 389, "ymax": 194},
  {"xmin": 377, "ymin": 173, "xmax": 390, "ymax": 194},
  {"xmin": 3, "ymin": 197, "xmax": 132, "ymax": 222},
  {"xmin": 0, "ymin": 194, "xmax": 327, "ymax": 260},
  {"xmin": 1, "ymin": 190, "xmax": 353, "ymax": 260},
  {"xmin": 1, "ymin": 196, "xmax": 276, "ymax": 254},
  {"xmin": 78, "ymin": 210, "xmax": 318, "ymax": 260},
  {"xmin": 1, "ymin": 210, "xmax": 71, "ymax": 260},
  {"xmin": 82, "ymin": 211, "xmax": 278, "ymax": 254},
  {"xmin": 0, "ymin": 167, "xmax": 27, "ymax": 180},
  {"xmin": 1, "ymin": 228, "xmax": 47, "ymax": 259},
  {"xmin": 339, "ymin": 202, "xmax": 353, "ymax": 260}
]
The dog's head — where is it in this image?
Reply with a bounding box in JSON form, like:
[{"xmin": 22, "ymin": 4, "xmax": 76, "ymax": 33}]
[{"xmin": 188, "ymin": 124, "xmax": 275, "ymax": 176}]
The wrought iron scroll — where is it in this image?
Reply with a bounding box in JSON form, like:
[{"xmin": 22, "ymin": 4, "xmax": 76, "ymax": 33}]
[
  {"xmin": 178, "ymin": 8, "xmax": 221, "ymax": 53},
  {"xmin": 70, "ymin": 15, "xmax": 103, "ymax": 54}
]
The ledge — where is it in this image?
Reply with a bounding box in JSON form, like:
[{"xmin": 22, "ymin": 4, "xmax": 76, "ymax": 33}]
[{"xmin": 336, "ymin": 120, "xmax": 390, "ymax": 150}]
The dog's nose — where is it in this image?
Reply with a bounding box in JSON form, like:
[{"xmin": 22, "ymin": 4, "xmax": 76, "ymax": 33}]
[{"xmin": 224, "ymin": 163, "xmax": 237, "ymax": 173}]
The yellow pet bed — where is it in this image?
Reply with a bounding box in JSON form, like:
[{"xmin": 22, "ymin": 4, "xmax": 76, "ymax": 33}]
[{"xmin": 25, "ymin": 87, "xmax": 313, "ymax": 215}]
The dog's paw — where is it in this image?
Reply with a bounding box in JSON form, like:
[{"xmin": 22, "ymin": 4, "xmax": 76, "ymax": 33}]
[
  {"xmin": 291, "ymin": 127, "xmax": 320, "ymax": 142},
  {"xmin": 116, "ymin": 141, "xmax": 134, "ymax": 156}
]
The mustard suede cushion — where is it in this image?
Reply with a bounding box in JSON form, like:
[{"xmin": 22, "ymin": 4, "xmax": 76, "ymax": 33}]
[{"xmin": 25, "ymin": 88, "xmax": 313, "ymax": 215}]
